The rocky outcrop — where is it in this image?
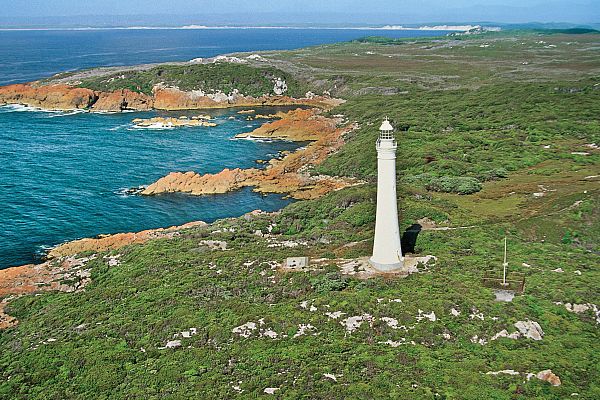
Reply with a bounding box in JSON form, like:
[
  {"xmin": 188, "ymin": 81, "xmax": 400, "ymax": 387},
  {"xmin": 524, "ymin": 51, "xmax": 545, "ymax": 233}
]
[
  {"xmin": 0, "ymin": 221, "xmax": 208, "ymax": 329},
  {"xmin": 92, "ymin": 89, "xmax": 153, "ymax": 111},
  {"xmin": 0, "ymin": 81, "xmax": 344, "ymax": 112},
  {"xmin": 535, "ymin": 370, "xmax": 561, "ymax": 386},
  {"xmin": 143, "ymin": 169, "xmax": 254, "ymax": 196},
  {"xmin": 48, "ymin": 221, "xmax": 206, "ymax": 258},
  {"xmin": 235, "ymin": 108, "xmax": 337, "ymax": 141},
  {"xmin": 132, "ymin": 116, "xmax": 216, "ymax": 128},
  {"xmin": 142, "ymin": 109, "xmax": 360, "ymax": 200},
  {"xmin": 514, "ymin": 320, "xmax": 544, "ymax": 341},
  {"xmin": 0, "ymin": 84, "xmax": 97, "ymax": 110},
  {"xmin": 151, "ymin": 85, "xmax": 341, "ymax": 111}
]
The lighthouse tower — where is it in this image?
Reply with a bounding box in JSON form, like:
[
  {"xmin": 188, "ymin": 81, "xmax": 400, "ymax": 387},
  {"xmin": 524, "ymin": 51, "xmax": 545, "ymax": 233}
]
[{"xmin": 370, "ymin": 118, "xmax": 404, "ymax": 272}]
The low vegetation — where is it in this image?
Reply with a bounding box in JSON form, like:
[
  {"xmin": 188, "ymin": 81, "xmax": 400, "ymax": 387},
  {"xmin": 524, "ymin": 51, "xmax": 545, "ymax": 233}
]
[
  {"xmin": 78, "ymin": 63, "xmax": 309, "ymax": 97},
  {"xmin": 1, "ymin": 31, "xmax": 599, "ymax": 399}
]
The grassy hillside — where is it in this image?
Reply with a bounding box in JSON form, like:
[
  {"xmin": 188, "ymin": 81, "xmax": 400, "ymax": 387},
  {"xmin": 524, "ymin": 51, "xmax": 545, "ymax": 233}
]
[
  {"xmin": 76, "ymin": 63, "xmax": 309, "ymax": 97},
  {"xmin": 1, "ymin": 32, "xmax": 599, "ymax": 399}
]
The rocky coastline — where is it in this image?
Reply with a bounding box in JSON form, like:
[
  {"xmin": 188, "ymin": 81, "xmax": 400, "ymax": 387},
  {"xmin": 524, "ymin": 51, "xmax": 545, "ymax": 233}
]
[
  {"xmin": 0, "ymin": 82, "xmax": 342, "ymax": 112},
  {"xmin": 141, "ymin": 108, "xmax": 361, "ymax": 200},
  {"xmin": 0, "ymin": 221, "xmax": 206, "ymax": 328},
  {"xmin": 0, "ymin": 98, "xmax": 357, "ymax": 328}
]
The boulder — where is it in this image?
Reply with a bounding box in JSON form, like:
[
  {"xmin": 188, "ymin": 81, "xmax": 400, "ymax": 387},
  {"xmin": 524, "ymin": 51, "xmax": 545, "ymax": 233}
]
[
  {"xmin": 514, "ymin": 320, "xmax": 544, "ymax": 341},
  {"xmin": 536, "ymin": 369, "xmax": 561, "ymax": 386}
]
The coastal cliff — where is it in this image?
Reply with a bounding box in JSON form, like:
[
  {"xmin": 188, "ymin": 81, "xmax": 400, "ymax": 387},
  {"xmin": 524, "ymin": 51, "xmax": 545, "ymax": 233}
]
[
  {"xmin": 0, "ymin": 84, "xmax": 97, "ymax": 110},
  {"xmin": 142, "ymin": 108, "xmax": 361, "ymax": 200},
  {"xmin": 0, "ymin": 83, "xmax": 341, "ymax": 112},
  {"xmin": 0, "ymin": 60, "xmax": 343, "ymax": 112}
]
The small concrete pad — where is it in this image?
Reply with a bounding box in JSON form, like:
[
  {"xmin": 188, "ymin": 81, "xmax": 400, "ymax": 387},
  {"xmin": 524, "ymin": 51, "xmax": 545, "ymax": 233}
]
[{"xmin": 494, "ymin": 289, "xmax": 515, "ymax": 302}]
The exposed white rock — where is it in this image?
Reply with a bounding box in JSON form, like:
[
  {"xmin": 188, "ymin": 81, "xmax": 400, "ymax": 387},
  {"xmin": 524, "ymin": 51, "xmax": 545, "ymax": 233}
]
[
  {"xmin": 294, "ymin": 324, "xmax": 317, "ymax": 338},
  {"xmin": 247, "ymin": 54, "xmax": 267, "ymax": 61},
  {"xmin": 490, "ymin": 329, "xmax": 521, "ymax": 341},
  {"xmin": 323, "ymin": 373, "xmax": 338, "ymax": 382},
  {"xmin": 162, "ymin": 340, "xmax": 182, "ymax": 349},
  {"xmin": 264, "ymin": 387, "xmax": 280, "ymax": 395},
  {"xmin": 261, "ymin": 329, "xmax": 278, "ymax": 339},
  {"xmin": 416, "ymin": 309, "xmax": 437, "ymax": 322},
  {"xmin": 341, "ymin": 314, "xmax": 373, "ymax": 333},
  {"xmin": 273, "ymin": 78, "xmax": 288, "ymax": 95},
  {"xmin": 379, "ymin": 339, "xmax": 408, "ymax": 347},
  {"xmin": 104, "ymin": 254, "xmax": 122, "ymax": 267},
  {"xmin": 514, "ymin": 320, "xmax": 544, "ymax": 340},
  {"xmin": 380, "ymin": 317, "xmax": 402, "ymax": 330},
  {"xmin": 469, "ymin": 309, "xmax": 485, "ymax": 320},
  {"xmin": 486, "ymin": 369, "xmax": 520, "ymax": 376},
  {"xmin": 552, "ymin": 268, "xmax": 564, "ymax": 273},
  {"xmin": 213, "ymin": 55, "xmax": 246, "ymax": 64},
  {"xmin": 231, "ymin": 381, "xmax": 243, "ymax": 393},
  {"xmin": 470, "ymin": 335, "xmax": 488, "ymax": 345},
  {"xmin": 325, "ymin": 311, "xmax": 346, "ymax": 320},
  {"xmin": 564, "ymin": 303, "xmax": 600, "ymax": 324},
  {"xmin": 451, "ymin": 308, "xmax": 461, "ymax": 317},
  {"xmin": 232, "ymin": 322, "xmax": 257, "ymax": 338}
]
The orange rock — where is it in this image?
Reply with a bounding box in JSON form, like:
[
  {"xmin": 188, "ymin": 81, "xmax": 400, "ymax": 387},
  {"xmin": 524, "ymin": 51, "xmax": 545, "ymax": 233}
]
[
  {"xmin": 142, "ymin": 168, "xmax": 254, "ymax": 195},
  {"xmin": 92, "ymin": 89, "xmax": 153, "ymax": 111},
  {"xmin": 0, "ymin": 83, "xmax": 97, "ymax": 110},
  {"xmin": 48, "ymin": 221, "xmax": 206, "ymax": 258},
  {"xmin": 0, "ymin": 299, "xmax": 18, "ymax": 329},
  {"xmin": 142, "ymin": 109, "xmax": 360, "ymax": 200},
  {"xmin": 236, "ymin": 108, "xmax": 337, "ymax": 141},
  {"xmin": 536, "ymin": 370, "xmax": 561, "ymax": 386}
]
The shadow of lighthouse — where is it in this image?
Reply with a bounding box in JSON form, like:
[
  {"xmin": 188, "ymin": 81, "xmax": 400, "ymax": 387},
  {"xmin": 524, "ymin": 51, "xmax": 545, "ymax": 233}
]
[{"xmin": 401, "ymin": 223, "xmax": 422, "ymax": 254}]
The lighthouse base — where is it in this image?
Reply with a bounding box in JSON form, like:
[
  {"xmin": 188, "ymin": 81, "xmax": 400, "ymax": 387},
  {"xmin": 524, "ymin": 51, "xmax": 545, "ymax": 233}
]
[{"xmin": 369, "ymin": 257, "xmax": 404, "ymax": 272}]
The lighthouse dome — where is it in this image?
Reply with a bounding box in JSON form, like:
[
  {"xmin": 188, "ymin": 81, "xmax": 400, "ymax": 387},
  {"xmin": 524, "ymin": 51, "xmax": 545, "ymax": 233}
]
[{"xmin": 379, "ymin": 119, "xmax": 394, "ymax": 132}]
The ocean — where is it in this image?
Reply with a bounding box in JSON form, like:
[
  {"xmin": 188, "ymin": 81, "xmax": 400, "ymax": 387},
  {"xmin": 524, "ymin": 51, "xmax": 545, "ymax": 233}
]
[{"xmin": 0, "ymin": 28, "xmax": 450, "ymax": 268}]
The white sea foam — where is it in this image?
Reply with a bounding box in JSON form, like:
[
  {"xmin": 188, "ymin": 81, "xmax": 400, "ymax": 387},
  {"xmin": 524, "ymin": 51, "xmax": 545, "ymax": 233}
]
[
  {"xmin": 0, "ymin": 104, "xmax": 87, "ymax": 117},
  {"xmin": 0, "ymin": 104, "xmax": 44, "ymax": 113},
  {"xmin": 129, "ymin": 124, "xmax": 175, "ymax": 131},
  {"xmin": 45, "ymin": 110, "xmax": 87, "ymax": 118}
]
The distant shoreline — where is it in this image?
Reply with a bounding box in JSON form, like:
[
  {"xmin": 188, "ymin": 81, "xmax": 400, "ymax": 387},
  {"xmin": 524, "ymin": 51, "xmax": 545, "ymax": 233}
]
[{"xmin": 0, "ymin": 25, "xmax": 488, "ymax": 32}]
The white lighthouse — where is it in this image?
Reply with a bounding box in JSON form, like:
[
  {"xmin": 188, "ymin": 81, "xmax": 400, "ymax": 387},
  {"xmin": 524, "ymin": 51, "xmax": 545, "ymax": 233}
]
[{"xmin": 370, "ymin": 118, "xmax": 404, "ymax": 272}]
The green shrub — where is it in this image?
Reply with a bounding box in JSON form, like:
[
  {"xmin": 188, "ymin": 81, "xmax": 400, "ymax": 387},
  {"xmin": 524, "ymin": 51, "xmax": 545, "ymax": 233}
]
[{"xmin": 404, "ymin": 174, "xmax": 482, "ymax": 194}]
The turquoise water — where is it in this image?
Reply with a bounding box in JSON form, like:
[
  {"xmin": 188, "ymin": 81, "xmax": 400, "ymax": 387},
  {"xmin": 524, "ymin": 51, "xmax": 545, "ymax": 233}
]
[
  {"xmin": 0, "ymin": 28, "xmax": 451, "ymax": 268},
  {"xmin": 0, "ymin": 106, "xmax": 300, "ymax": 268}
]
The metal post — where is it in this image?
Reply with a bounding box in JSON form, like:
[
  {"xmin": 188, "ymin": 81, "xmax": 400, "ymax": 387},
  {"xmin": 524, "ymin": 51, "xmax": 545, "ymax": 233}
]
[{"xmin": 502, "ymin": 237, "xmax": 508, "ymax": 286}]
